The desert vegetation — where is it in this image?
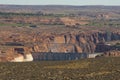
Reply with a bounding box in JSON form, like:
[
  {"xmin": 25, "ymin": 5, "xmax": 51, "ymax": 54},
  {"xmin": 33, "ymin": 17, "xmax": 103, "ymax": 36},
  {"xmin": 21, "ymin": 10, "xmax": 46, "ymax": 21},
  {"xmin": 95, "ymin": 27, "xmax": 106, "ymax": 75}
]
[{"xmin": 0, "ymin": 57, "xmax": 120, "ymax": 80}]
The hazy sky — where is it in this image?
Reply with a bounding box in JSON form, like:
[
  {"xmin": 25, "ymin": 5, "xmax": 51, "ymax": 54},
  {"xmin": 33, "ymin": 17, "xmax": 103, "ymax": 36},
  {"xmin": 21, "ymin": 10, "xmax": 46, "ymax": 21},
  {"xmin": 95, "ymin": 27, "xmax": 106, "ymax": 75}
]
[{"xmin": 0, "ymin": 0, "xmax": 120, "ymax": 5}]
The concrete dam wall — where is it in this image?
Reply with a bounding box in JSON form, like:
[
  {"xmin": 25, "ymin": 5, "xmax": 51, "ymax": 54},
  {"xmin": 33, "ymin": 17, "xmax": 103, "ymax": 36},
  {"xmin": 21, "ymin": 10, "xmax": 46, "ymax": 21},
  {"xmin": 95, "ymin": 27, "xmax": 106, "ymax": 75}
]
[{"xmin": 31, "ymin": 52, "xmax": 88, "ymax": 61}]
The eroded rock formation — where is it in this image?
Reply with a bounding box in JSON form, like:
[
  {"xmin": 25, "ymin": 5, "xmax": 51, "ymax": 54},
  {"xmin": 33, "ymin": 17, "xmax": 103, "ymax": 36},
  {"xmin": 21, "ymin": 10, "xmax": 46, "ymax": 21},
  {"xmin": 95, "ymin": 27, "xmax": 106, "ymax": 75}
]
[
  {"xmin": 0, "ymin": 26, "xmax": 120, "ymax": 61},
  {"xmin": 104, "ymin": 50, "xmax": 120, "ymax": 57}
]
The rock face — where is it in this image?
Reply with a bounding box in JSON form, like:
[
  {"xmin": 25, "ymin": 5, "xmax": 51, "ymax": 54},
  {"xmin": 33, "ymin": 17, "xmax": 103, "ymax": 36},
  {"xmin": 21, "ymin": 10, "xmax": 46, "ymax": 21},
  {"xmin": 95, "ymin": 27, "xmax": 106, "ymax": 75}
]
[
  {"xmin": 1, "ymin": 31, "xmax": 120, "ymax": 53},
  {"xmin": 32, "ymin": 32, "xmax": 120, "ymax": 53},
  {"xmin": 104, "ymin": 50, "xmax": 120, "ymax": 57},
  {"xmin": 32, "ymin": 33, "xmax": 96, "ymax": 53},
  {"xmin": 0, "ymin": 28, "xmax": 120, "ymax": 61},
  {"xmin": 11, "ymin": 54, "xmax": 33, "ymax": 62}
]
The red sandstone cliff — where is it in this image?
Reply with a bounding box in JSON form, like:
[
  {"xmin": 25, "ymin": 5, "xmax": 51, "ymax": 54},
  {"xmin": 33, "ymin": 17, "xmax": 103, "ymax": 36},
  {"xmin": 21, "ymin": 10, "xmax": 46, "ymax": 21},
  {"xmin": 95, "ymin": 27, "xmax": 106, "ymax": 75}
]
[
  {"xmin": 0, "ymin": 27, "xmax": 120, "ymax": 61},
  {"xmin": 104, "ymin": 50, "xmax": 120, "ymax": 57}
]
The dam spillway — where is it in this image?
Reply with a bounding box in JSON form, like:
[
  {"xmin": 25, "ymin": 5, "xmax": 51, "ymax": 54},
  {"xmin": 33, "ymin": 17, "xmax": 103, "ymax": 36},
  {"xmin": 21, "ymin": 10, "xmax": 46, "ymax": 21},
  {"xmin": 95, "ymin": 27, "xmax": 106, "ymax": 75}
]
[{"xmin": 31, "ymin": 52, "xmax": 88, "ymax": 61}]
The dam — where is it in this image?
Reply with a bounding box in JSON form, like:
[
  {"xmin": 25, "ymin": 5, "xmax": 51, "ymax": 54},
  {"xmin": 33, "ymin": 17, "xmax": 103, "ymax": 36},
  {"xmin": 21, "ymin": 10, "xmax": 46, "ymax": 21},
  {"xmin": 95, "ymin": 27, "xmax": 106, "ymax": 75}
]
[
  {"xmin": 11, "ymin": 52, "xmax": 104, "ymax": 62},
  {"xmin": 31, "ymin": 52, "xmax": 88, "ymax": 61}
]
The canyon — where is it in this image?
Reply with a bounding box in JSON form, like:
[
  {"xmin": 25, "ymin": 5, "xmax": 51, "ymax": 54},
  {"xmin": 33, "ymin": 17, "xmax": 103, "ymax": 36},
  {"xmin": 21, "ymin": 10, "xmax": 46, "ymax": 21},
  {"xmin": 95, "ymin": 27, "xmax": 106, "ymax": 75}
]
[
  {"xmin": 0, "ymin": 5, "xmax": 120, "ymax": 62},
  {"xmin": 0, "ymin": 28, "xmax": 119, "ymax": 61}
]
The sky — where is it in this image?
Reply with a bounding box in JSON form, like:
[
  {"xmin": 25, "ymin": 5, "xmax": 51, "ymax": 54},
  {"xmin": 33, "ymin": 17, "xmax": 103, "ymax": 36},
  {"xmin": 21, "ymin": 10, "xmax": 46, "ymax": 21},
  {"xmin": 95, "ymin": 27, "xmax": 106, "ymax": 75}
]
[{"xmin": 0, "ymin": 0, "xmax": 120, "ymax": 5}]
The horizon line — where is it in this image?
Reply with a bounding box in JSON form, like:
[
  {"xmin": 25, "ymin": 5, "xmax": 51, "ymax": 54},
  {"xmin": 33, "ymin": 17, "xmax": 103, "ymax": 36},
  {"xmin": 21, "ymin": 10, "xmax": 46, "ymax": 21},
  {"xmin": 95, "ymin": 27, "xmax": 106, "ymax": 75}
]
[{"xmin": 0, "ymin": 4, "xmax": 120, "ymax": 6}]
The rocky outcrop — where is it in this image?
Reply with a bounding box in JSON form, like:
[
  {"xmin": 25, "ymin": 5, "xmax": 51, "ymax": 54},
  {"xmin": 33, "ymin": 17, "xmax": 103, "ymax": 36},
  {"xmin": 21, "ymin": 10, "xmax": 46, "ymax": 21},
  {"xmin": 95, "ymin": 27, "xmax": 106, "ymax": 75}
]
[
  {"xmin": 11, "ymin": 53, "xmax": 33, "ymax": 62},
  {"xmin": 60, "ymin": 17, "xmax": 89, "ymax": 26},
  {"xmin": 31, "ymin": 31, "xmax": 120, "ymax": 53},
  {"xmin": 0, "ymin": 28, "xmax": 120, "ymax": 62},
  {"xmin": 0, "ymin": 46, "xmax": 33, "ymax": 62},
  {"xmin": 1, "ymin": 31, "xmax": 120, "ymax": 54},
  {"xmin": 104, "ymin": 50, "xmax": 120, "ymax": 57}
]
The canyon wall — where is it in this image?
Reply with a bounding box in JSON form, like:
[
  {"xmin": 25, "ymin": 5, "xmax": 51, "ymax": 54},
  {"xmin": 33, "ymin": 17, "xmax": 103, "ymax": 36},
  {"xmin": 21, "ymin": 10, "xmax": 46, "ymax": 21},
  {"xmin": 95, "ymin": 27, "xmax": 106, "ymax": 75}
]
[
  {"xmin": 104, "ymin": 50, "xmax": 120, "ymax": 57},
  {"xmin": 32, "ymin": 31, "xmax": 120, "ymax": 53},
  {"xmin": 0, "ymin": 30, "xmax": 120, "ymax": 61}
]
